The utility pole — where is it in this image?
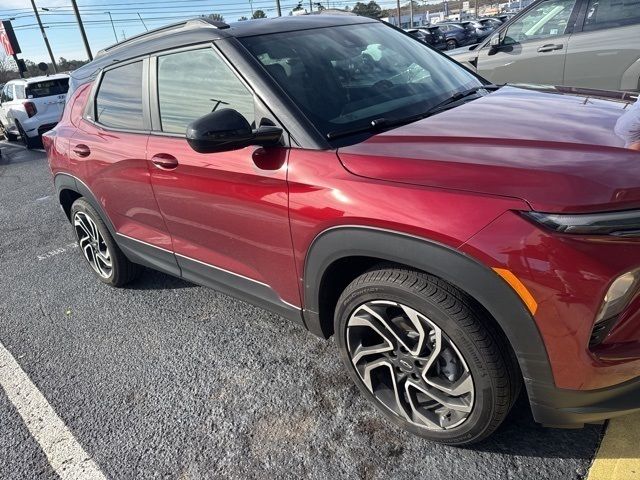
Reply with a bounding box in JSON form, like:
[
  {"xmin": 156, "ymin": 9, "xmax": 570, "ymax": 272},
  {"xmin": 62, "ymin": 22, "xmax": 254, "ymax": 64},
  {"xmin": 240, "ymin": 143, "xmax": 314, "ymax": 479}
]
[
  {"xmin": 137, "ymin": 13, "xmax": 148, "ymax": 31},
  {"xmin": 309, "ymin": 0, "xmax": 313, "ymax": 12},
  {"xmin": 276, "ymin": 0, "xmax": 282, "ymax": 16},
  {"xmin": 70, "ymin": 0, "xmax": 92, "ymax": 60},
  {"xmin": 396, "ymin": 0, "xmax": 401, "ymax": 26},
  {"xmin": 30, "ymin": 0, "xmax": 57, "ymax": 73},
  {"xmin": 409, "ymin": 0, "xmax": 414, "ymax": 27},
  {"xmin": 105, "ymin": 12, "xmax": 117, "ymax": 42},
  {"xmin": 475, "ymin": 0, "xmax": 479, "ymax": 18}
]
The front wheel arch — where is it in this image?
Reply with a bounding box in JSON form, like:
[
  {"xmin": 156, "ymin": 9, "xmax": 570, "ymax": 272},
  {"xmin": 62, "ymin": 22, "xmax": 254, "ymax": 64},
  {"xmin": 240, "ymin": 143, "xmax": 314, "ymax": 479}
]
[{"xmin": 302, "ymin": 226, "xmax": 555, "ymax": 397}]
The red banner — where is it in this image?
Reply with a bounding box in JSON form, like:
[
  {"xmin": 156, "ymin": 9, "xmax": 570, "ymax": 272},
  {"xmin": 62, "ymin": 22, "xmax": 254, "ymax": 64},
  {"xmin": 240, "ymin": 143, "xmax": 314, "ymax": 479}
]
[{"xmin": 0, "ymin": 21, "xmax": 21, "ymax": 56}]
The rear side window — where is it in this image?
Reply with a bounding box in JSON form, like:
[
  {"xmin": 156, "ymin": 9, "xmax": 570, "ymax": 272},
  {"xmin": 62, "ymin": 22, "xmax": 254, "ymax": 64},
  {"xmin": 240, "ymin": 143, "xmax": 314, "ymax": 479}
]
[
  {"xmin": 14, "ymin": 85, "xmax": 25, "ymax": 99},
  {"xmin": 25, "ymin": 78, "xmax": 69, "ymax": 99},
  {"xmin": 156, "ymin": 48, "xmax": 255, "ymax": 134},
  {"xmin": 583, "ymin": 0, "xmax": 640, "ymax": 30},
  {"xmin": 95, "ymin": 61, "xmax": 144, "ymax": 130}
]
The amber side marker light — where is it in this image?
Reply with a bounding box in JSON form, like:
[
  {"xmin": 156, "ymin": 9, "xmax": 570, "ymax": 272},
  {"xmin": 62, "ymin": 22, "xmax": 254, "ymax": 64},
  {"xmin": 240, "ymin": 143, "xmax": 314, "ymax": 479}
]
[{"xmin": 492, "ymin": 268, "xmax": 538, "ymax": 315}]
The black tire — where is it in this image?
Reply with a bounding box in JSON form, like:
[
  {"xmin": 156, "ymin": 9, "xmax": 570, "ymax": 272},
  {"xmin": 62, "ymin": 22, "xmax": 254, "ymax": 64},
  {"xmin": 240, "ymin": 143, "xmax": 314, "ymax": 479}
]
[
  {"xmin": 0, "ymin": 121, "xmax": 18, "ymax": 142},
  {"xmin": 70, "ymin": 198, "xmax": 140, "ymax": 287},
  {"xmin": 335, "ymin": 267, "xmax": 521, "ymax": 446},
  {"xmin": 16, "ymin": 121, "xmax": 39, "ymax": 149},
  {"xmin": 446, "ymin": 39, "xmax": 458, "ymax": 50}
]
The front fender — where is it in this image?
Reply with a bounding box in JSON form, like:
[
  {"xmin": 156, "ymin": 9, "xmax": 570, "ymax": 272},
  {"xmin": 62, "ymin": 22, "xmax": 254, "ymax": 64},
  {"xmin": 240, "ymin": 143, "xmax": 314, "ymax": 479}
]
[{"xmin": 303, "ymin": 226, "xmax": 556, "ymax": 404}]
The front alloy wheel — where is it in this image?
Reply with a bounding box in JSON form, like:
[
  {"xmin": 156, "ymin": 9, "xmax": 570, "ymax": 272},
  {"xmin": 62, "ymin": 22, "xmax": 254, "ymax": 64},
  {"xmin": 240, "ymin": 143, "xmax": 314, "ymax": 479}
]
[
  {"xmin": 335, "ymin": 268, "xmax": 521, "ymax": 445},
  {"xmin": 347, "ymin": 300, "xmax": 474, "ymax": 430}
]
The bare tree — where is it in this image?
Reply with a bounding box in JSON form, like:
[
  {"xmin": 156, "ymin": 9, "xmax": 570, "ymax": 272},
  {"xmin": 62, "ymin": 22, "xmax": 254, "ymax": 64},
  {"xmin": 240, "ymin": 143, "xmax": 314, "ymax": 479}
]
[{"xmin": 0, "ymin": 52, "xmax": 18, "ymax": 84}]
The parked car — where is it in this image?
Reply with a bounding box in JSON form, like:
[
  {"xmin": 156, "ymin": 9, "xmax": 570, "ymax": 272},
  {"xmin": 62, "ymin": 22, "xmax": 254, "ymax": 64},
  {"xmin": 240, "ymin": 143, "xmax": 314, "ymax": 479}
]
[
  {"xmin": 405, "ymin": 26, "xmax": 447, "ymax": 49},
  {"xmin": 46, "ymin": 15, "xmax": 640, "ymax": 446},
  {"xmin": 448, "ymin": 0, "xmax": 640, "ymax": 92},
  {"xmin": 0, "ymin": 74, "xmax": 69, "ymax": 148},
  {"xmin": 436, "ymin": 21, "xmax": 479, "ymax": 49},
  {"xmin": 467, "ymin": 18, "xmax": 499, "ymax": 40},
  {"xmin": 493, "ymin": 14, "xmax": 514, "ymax": 22}
]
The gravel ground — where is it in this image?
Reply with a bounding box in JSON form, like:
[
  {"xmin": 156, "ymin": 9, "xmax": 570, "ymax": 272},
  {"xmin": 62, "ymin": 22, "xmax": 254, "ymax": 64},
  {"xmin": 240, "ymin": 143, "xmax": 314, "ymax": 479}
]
[{"xmin": 0, "ymin": 142, "xmax": 602, "ymax": 479}]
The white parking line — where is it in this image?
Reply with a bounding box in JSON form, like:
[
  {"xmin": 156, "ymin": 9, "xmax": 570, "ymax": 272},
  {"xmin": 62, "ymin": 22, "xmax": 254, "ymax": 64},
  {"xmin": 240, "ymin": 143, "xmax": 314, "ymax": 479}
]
[{"xmin": 0, "ymin": 342, "xmax": 107, "ymax": 480}]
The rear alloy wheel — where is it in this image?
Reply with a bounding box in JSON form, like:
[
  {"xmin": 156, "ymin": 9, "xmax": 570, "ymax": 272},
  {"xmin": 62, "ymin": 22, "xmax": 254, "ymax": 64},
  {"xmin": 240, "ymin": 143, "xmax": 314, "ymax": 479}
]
[
  {"xmin": 70, "ymin": 198, "xmax": 140, "ymax": 287},
  {"xmin": 74, "ymin": 211, "xmax": 113, "ymax": 279},
  {"xmin": 335, "ymin": 268, "xmax": 521, "ymax": 445},
  {"xmin": 446, "ymin": 39, "xmax": 458, "ymax": 50}
]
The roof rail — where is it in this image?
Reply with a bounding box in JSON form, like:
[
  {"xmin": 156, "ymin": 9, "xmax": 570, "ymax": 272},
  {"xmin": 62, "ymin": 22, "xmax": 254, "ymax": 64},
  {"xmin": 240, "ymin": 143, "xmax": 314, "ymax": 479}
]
[{"xmin": 96, "ymin": 17, "xmax": 229, "ymax": 58}]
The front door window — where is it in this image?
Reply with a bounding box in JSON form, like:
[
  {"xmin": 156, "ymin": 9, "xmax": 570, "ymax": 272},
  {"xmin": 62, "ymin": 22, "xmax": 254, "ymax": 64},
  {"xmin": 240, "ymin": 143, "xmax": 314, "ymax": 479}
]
[{"xmin": 503, "ymin": 0, "xmax": 577, "ymax": 45}]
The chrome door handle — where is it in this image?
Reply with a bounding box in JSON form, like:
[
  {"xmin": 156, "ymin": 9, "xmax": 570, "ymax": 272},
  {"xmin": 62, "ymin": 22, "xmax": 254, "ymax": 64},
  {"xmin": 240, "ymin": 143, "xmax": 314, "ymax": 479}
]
[
  {"xmin": 151, "ymin": 153, "xmax": 179, "ymax": 170},
  {"xmin": 537, "ymin": 44, "xmax": 563, "ymax": 53},
  {"xmin": 73, "ymin": 144, "xmax": 91, "ymax": 157}
]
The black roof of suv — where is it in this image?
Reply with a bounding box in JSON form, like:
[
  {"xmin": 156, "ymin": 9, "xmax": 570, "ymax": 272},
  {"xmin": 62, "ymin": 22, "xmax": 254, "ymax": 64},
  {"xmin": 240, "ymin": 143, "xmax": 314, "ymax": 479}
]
[{"xmin": 70, "ymin": 15, "xmax": 377, "ymax": 88}]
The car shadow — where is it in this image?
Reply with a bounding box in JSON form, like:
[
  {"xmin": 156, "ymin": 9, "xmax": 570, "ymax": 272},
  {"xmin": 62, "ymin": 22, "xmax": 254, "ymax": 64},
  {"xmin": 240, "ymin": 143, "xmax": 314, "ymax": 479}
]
[
  {"xmin": 472, "ymin": 392, "xmax": 604, "ymax": 458},
  {"xmin": 120, "ymin": 266, "xmax": 604, "ymax": 461},
  {"xmin": 128, "ymin": 268, "xmax": 195, "ymax": 291},
  {"xmin": 0, "ymin": 141, "xmax": 45, "ymax": 165}
]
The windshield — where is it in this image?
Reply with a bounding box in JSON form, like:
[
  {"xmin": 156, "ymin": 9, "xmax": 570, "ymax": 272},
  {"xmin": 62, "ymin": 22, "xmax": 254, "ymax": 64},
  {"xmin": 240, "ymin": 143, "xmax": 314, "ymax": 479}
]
[{"xmin": 240, "ymin": 22, "xmax": 482, "ymax": 141}]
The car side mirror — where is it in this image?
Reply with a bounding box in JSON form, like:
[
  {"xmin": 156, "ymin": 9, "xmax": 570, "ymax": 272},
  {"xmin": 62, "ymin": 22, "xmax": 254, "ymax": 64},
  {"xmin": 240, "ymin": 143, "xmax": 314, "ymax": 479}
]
[{"xmin": 186, "ymin": 108, "xmax": 283, "ymax": 154}]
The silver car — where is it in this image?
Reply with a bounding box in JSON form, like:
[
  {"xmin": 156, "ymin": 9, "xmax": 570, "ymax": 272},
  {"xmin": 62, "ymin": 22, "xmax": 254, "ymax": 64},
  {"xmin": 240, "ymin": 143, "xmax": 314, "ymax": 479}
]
[{"xmin": 448, "ymin": 0, "xmax": 640, "ymax": 92}]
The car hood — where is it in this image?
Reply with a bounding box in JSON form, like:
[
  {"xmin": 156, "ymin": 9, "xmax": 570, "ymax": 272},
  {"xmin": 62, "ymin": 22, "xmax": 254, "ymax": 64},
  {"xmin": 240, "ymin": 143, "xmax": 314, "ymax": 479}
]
[{"xmin": 337, "ymin": 86, "xmax": 640, "ymax": 213}]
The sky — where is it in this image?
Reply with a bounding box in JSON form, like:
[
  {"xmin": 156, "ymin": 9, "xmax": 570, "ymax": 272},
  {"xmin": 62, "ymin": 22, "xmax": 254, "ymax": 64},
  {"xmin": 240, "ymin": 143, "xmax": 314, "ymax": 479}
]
[{"xmin": 0, "ymin": 0, "xmax": 439, "ymax": 64}]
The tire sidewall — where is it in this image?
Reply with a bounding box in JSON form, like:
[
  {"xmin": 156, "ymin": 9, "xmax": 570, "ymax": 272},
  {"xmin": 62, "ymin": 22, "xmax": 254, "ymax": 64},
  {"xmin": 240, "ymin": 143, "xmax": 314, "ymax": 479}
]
[{"xmin": 335, "ymin": 280, "xmax": 498, "ymax": 445}]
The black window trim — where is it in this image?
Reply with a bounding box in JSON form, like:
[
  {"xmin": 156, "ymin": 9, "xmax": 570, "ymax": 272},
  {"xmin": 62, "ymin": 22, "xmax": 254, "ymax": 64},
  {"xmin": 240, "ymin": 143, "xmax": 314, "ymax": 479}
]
[{"xmin": 83, "ymin": 55, "xmax": 151, "ymax": 134}]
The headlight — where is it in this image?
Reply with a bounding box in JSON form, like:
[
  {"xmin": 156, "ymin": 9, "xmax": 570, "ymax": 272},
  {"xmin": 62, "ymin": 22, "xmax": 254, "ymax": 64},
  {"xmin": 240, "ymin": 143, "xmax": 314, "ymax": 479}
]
[
  {"xmin": 596, "ymin": 269, "xmax": 640, "ymax": 324},
  {"xmin": 523, "ymin": 210, "xmax": 640, "ymax": 237}
]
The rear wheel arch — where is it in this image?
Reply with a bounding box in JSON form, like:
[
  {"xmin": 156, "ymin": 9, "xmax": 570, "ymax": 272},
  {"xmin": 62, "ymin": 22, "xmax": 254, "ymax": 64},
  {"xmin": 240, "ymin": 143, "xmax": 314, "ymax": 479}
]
[
  {"xmin": 302, "ymin": 226, "xmax": 555, "ymax": 391},
  {"xmin": 54, "ymin": 173, "xmax": 117, "ymax": 237}
]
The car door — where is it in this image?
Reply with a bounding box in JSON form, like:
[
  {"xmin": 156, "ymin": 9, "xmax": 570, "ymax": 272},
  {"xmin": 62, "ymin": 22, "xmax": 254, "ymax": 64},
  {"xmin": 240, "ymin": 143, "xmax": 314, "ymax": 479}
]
[
  {"xmin": 146, "ymin": 45, "xmax": 301, "ymax": 313},
  {"xmin": 0, "ymin": 83, "xmax": 17, "ymax": 128},
  {"xmin": 475, "ymin": 0, "xmax": 580, "ymax": 86},
  {"xmin": 564, "ymin": 0, "xmax": 640, "ymax": 91},
  {"xmin": 73, "ymin": 58, "xmax": 179, "ymax": 275},
  {"xmin": 0, "ymin": 84, "xmax": 11, "ymax": 126}
]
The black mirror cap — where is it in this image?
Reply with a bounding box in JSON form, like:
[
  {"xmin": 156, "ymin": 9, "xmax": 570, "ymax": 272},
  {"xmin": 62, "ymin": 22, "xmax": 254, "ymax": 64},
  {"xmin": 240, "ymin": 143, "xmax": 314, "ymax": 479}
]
[
  {"xmin": 186, "ymin": 108, "xmax": 283, "ymax": 154},
  {"xmin": 186, "ymin": 108, "xmax": 253, "ymax": 154}
]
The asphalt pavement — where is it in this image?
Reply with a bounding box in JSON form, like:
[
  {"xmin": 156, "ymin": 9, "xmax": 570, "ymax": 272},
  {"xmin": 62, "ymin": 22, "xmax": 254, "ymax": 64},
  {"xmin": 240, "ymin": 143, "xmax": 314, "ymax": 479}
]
[{"xmin": 0, "ymin": 141, "xmax": 604, "ymax": 479}]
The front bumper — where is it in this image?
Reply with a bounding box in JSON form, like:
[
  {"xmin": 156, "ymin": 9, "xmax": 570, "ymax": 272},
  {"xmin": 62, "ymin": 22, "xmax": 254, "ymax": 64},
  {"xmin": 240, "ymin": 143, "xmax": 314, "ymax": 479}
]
[{"xmin": 530, "ymin": 375, "xmax": 640, "ymax": 426}]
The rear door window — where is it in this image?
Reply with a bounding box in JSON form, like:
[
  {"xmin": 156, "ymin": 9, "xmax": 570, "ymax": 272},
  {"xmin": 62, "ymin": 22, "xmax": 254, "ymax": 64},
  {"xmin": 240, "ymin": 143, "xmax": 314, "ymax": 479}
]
[
  {"xmin": 95, "ymin": 61, "xmax": 144, "ymax": 130},
  {"xmin": 583, "ymin": 0, "xmax": 640, "ymax": 30},
  {"xmin": 25, "ymin": 78, "xmax": 69, "ymax": 99}
]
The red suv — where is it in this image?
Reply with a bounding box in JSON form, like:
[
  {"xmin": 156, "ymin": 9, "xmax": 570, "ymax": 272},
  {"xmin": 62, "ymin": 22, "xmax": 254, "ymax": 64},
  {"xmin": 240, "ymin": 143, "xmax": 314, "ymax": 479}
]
[{"xmin": 45, "ymin": 15, "xmax": 640, "ymax": 445}]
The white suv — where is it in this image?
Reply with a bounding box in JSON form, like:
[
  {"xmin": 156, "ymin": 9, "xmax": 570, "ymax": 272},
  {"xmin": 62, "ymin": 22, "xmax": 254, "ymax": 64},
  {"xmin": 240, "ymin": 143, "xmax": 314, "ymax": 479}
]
[{"xmin": 0, "ymin": 74, "xmax": 69, "ymax": 148}]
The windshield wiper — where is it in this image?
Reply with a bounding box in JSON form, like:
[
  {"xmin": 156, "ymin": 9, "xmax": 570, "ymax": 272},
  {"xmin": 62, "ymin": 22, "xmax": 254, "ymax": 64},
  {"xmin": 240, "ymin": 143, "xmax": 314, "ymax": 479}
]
[
  {"xmin": 327, "ymin": 115, "xmax": 423, "ymax": 140},
  {"xmin": 326, "ymin": 84, "xmax": 500, "ymax": 140},
  {"xmin": 424, "ymin": 84, "xmax": 500, "ymax": 116}
]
